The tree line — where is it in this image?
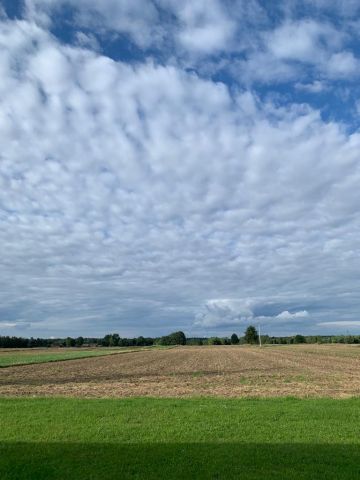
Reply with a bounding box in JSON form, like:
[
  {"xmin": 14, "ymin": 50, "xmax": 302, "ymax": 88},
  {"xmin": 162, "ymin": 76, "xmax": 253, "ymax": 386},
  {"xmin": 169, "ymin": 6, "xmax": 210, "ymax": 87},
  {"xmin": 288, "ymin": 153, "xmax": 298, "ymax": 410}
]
[
  {"xmin": 1, "ymin": 326, "xmax": 360, "ymax": 348},
  {"xmin": 0, "ymin": 330, "xmax": 187, "ymax": 348}
]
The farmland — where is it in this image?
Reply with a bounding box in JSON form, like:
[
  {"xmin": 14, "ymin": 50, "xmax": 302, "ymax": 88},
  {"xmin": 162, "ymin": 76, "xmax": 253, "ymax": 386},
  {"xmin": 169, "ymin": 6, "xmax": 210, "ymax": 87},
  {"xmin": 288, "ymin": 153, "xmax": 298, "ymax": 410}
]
[
  {"xmin": 1, "ymin": 344, "xmax": 360, "ymax": 398},
  {"xmin": 0, "ymin": 347, "xmax": 154, "ymax": 368},
  {"xmin": 2, "ymin": 344, "xmax": 360, "ymax": 479}
]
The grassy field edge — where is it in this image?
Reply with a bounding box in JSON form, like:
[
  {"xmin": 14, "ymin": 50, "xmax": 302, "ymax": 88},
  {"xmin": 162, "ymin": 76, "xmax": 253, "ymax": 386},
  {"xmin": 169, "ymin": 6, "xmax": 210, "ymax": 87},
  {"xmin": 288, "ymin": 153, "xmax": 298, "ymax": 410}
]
[{"xmin": 1, "ymin": 396, "xmax": 360, "ymax": 479}]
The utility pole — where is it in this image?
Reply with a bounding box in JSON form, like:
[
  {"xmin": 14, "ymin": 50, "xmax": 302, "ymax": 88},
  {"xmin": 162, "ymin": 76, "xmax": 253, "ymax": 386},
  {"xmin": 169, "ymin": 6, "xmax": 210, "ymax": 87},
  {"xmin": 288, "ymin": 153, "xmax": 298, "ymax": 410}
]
[{"xmin": 259, "ymin": 324, "xmax": 262, "ymax": 347}]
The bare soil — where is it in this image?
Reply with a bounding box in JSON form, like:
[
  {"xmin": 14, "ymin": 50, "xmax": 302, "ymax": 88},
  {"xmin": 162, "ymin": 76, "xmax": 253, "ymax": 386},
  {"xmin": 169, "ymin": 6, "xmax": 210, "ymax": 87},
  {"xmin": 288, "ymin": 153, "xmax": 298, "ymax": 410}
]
[{"xmin": 1, "ymin": 344, "xmax": 360, "ymax": 398}]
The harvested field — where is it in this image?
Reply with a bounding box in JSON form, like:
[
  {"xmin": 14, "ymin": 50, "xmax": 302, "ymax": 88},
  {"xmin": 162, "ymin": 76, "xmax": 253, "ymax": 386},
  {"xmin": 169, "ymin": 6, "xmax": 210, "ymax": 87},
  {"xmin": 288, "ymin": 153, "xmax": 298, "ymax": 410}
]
[{"xmin": 1, "ymin": 344, "xmax": 360, "ymax": 398}]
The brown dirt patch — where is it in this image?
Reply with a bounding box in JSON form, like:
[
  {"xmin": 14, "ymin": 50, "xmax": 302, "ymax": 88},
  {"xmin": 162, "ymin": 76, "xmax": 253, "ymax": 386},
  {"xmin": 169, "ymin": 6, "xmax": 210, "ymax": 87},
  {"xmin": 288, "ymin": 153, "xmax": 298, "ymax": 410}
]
[{"xmin": 1, "ymin": 344, "xmax": 360, "ymax": 398}]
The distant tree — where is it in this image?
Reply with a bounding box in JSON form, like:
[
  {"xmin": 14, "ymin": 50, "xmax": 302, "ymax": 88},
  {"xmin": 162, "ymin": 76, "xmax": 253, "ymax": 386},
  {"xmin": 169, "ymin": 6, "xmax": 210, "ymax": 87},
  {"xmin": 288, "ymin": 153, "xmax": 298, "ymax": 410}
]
[
  {"xmin": 244, "ymin": 326, "xmax": 259, "ymax": 345},
  {"xmin": 345, "ymin": 335, "xmax": 355, "ymax": 344},
  {"xmin": 109, "ymin": 334, "xmax": 119, "ymax": 347},
  {"xmin": 75, "ymin": 336, "xmax": 84, "ymax": 347},
  {"xmin": 102, "ymin": 334, "xmax": 111, "ymax": 347},
  {"xmin": 230, "ymin": 333, "xmax": 239, "ymax": 345},
  {"xmin": 172, "ymin": 331, "xmax": 186, "ymax": 345},
  {"xmin": 159, "ymin": 331, "xmax": 186, "ymax": 346},
  {"xmin": 65, "ymin": 337, "xmax": 75, "ymax": 347},
  {"xmin": 208, "ymin": 337, "xmax": 222, "ymax": 345},
  {"xmin": 100, "ymin": 334, "xmax": 119, "ymax": 347},
  {"xmin": 294, "ymin": 334, "xmax": 306, "ymax": 344},
  {"xmin": 136, "ymin": 336, "xmax": 146, "ymax": 346},
  {"xmin": 118, "ymin": 337, "xmax": 129, "ymax": 347}
]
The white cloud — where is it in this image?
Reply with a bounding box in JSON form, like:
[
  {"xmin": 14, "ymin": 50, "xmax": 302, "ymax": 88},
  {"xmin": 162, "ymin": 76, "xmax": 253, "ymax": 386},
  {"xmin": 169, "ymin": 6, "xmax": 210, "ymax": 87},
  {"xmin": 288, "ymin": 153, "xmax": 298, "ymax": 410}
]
[
  {"xmin": 74, "ymin": 32, "xmax": 100, "ymax": 51},
  {"xmin": 0, "ymin": 323, "xmax": 17, "ymax": 328},
  {"xmin": 326, "ymin": 51, "xmax": 360, "ymax": 77},
  {"xmin": 318, "ymin": 321, "xmax": 360, "ymax": 328},
  {"xmin": 0, "ymin": 322, "xmax": 31, "ymax": 329},
  {"xmin": 195, "ymin": 299, "xmax": 310, "ymax": 330},
  {"xmin": 275, "ymin": 310, "xmax": 309, "ymax": 320},
  {"xmin": 267, "ymin": 20, "xmax": 340, "ymax": 63},
  {"xmin": 170, "ymin": 0, "xmax": 236, "ymax": 54},
  {"xmin": 194, "ymin": 299, "xmax": 254, "ymax": 328},
  {"xmin": 295, "ymin": 81, "xmax": 328, "ymax": 93}
]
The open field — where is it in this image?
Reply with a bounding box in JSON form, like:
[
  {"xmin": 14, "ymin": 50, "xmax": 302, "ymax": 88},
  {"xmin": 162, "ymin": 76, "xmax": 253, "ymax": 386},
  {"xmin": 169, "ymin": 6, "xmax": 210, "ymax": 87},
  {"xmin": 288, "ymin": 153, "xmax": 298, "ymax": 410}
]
[
  {"xmin": 0, "ymin": 347, "xmax": 155, "ymax": 368},
  {"xmin": 2, "ymin": 345, "xmax": 360, "ymax": 479},
  {"xmin": 1, "ymin": 397, "xmax": 360, "ymax": 479},
  {"xmin": 1, "ymin": 344, "xmax": 360, "ymax": 398}
]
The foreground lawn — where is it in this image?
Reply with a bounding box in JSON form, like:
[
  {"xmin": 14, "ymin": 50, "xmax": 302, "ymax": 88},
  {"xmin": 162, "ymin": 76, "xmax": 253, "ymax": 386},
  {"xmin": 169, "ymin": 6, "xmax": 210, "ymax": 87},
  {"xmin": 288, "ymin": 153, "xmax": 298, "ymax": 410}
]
[
  {"xmin": 0, "ymin": 347, "xmax": 151, "ymax": 367},
  {"xmin": 1, "ymin": 397, "xmax": 360, "ymax": 479}
]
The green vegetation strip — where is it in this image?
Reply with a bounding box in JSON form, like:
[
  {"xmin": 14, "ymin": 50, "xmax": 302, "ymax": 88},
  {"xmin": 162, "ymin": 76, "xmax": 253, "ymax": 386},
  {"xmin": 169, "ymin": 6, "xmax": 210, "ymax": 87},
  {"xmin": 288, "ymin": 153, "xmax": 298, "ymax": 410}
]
[
  {"xmin": 0, "ymin": 347, "xmax": 155, "ymax": 368},
  {"xmin": 1, "ymin": 397, "xmax": 360, "ymax": 479}
]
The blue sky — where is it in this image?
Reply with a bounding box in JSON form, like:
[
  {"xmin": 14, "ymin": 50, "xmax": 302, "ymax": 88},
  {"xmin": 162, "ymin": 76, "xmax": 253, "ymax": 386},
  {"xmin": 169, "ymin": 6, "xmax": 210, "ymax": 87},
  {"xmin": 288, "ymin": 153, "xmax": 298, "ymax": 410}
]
[{"xmin": 1, "ymin": 0, "xmax": 360, "ymax": 338}]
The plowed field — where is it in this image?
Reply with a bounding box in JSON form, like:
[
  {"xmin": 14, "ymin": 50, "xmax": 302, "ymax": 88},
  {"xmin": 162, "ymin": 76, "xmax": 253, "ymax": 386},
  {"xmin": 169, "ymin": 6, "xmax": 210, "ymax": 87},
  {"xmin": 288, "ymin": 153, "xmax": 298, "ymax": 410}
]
[{"xmin": 1, "ymin": 344, "xmax": 360, "ymax": 398}]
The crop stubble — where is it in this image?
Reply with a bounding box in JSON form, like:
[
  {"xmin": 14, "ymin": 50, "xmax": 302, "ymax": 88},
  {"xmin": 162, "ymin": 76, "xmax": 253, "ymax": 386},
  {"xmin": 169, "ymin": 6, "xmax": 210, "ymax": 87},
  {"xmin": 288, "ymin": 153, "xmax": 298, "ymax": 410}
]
[{"xmin": 1, "ymin": 344, "xmax": 359, "ymax": 398}]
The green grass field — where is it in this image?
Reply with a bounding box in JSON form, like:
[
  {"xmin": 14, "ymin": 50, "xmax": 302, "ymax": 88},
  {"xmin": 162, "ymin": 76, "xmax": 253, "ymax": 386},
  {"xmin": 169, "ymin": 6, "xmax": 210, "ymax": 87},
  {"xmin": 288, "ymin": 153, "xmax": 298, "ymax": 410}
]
[
  {"xmin": 0, "ymin": 347, "xmax": 159, "ymax": 368},
  {"xmin": 1, "ymin": 397, "xmax": 360, "ymax": 479},
  {"xmin": 0, "ymin": 347, "xmax": 153, "ymax": 368}
]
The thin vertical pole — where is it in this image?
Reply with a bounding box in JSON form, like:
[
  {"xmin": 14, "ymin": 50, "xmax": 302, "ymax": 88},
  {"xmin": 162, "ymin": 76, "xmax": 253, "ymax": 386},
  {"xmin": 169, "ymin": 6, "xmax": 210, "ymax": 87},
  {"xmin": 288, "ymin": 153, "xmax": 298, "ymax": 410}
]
[{"xmin": 259, "ymin": 324, "xmax": 262, "ymax": 347}]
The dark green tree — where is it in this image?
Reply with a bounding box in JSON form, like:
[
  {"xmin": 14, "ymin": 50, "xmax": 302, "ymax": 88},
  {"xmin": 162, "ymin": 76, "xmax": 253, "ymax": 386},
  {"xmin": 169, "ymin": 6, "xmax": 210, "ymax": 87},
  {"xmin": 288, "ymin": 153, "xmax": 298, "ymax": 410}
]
[
  {"xmin": 158, "ymin": 331, "xmax": 186, "ymax": 345},
  {"xmin": 109, "ymin": 334, "xmax": 120, "ymax": 347},
  {"xmin": 230, "ymin": 333, "xmax": 239, "ymax": 344},
  {"xmin": 244, "ymin": 325, "xmax": 259, "ymax": 344},
  {"xmin": 294, "ymin": 334, "xmax": 306, "ymax": 344},
  {"xmin": 136, "ymin": 336, "xmax": 146, "ymax": 346},
  {"xmin": 65, "ymin": 337, "xmax": 75, "ymax": 347},
  {"xmin": 75, "ymin": 336, "xmax": 84, "ymax": 347},
  {"xmin": 102, "ymin": 334, "xmax": 112, "ymax": 346}
]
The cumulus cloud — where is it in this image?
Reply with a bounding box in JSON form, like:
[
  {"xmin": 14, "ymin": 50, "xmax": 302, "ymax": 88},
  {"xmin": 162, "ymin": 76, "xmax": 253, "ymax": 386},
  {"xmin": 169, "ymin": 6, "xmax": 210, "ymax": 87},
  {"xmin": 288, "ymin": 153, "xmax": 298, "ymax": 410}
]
[
  {"xmin": 0, "ymin": 14, "xmax": 360, "ymax": 337},
  {"xmin": 195, "ymin": 299, "xmax": 310, "ymax": 331},
  {"xmin": 169, "ymin": 0, "xmax": 236, "ymax": 54},
  {"xmin": 326, "ymin": 51, "xmax": 360, "ymax": 77},
  {"xmin": 194, "ymin": 299, "xmax": 254, "ymax": 328},
  {"xmin": 266, "ymin": 20, "xmax": 342, "ymax": 63},
  {"xmin": 275, "ymin": 310, "xmax": 309, "ymax": 320}
]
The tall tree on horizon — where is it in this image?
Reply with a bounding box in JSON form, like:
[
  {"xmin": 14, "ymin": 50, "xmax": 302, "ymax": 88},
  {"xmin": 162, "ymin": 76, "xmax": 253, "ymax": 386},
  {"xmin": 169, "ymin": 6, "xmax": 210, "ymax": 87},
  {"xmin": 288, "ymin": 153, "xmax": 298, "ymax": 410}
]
[{"xmin": 244, "ymin": 326, "xmax": 259, "ymax": 345}]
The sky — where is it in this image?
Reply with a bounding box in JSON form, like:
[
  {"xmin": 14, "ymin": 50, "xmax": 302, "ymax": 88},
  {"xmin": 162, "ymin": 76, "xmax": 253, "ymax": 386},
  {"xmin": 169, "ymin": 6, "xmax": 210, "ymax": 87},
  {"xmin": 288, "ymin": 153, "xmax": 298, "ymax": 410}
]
[{"xmin": 1, "ymin": 0, "xmax": 360, "ymax": 338}]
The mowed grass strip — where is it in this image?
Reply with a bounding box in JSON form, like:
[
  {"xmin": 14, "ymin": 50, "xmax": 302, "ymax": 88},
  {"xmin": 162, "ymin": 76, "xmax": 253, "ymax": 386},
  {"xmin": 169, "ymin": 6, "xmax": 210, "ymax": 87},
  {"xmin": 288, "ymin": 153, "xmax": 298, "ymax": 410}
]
[
  {"xmin": 0, "ymin": 347, "xmax": 154, "ymax": 368},
  {"xmin": 1, "ymin": 397, "xmax": 360, "ymax": 479}
]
